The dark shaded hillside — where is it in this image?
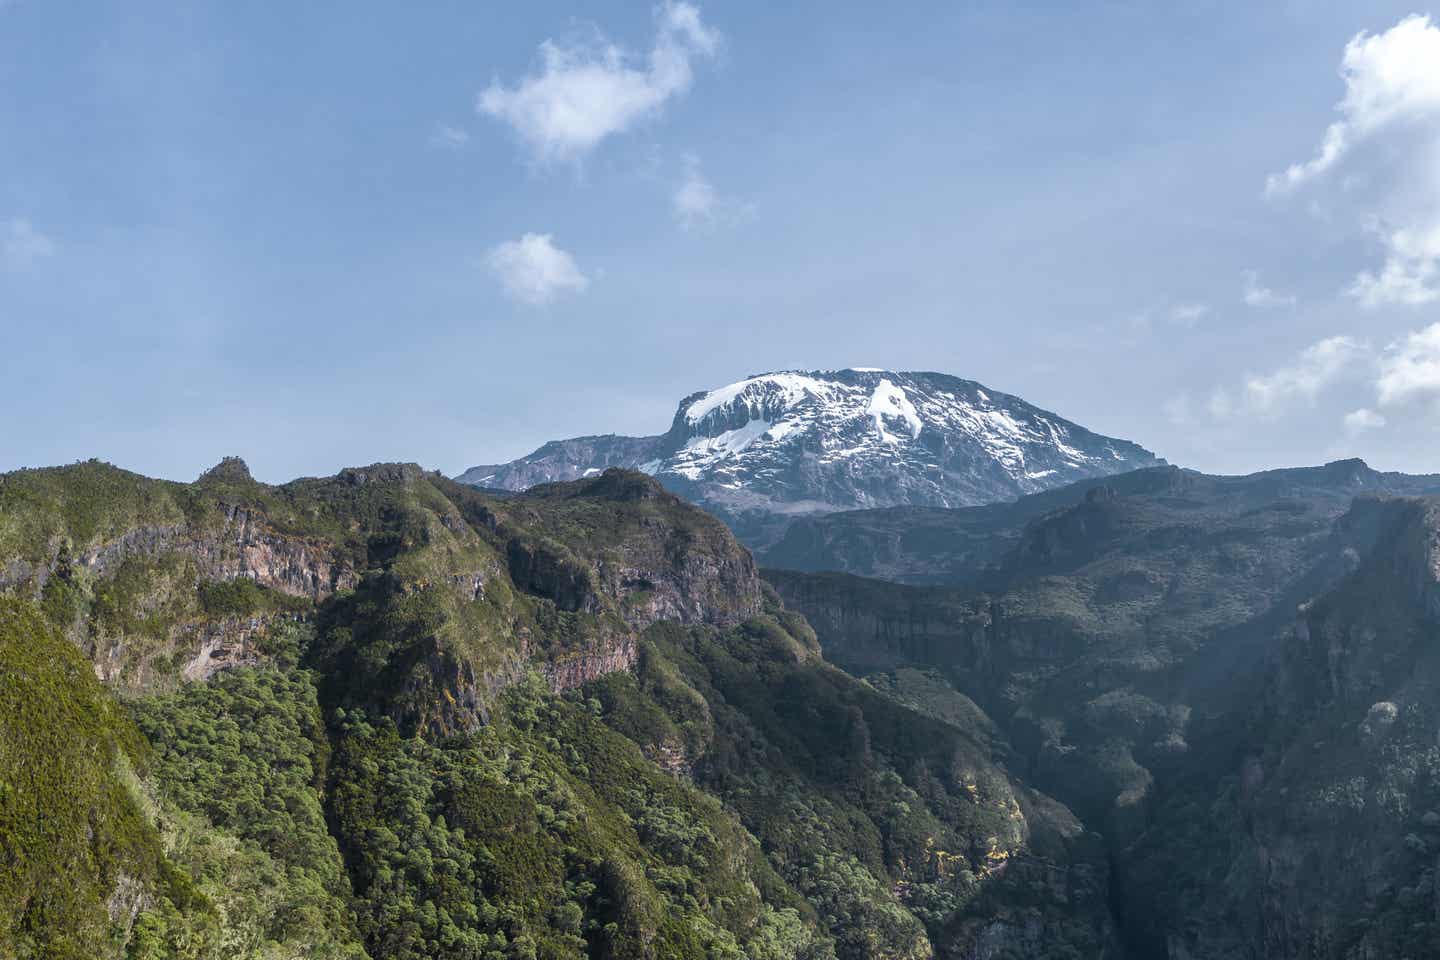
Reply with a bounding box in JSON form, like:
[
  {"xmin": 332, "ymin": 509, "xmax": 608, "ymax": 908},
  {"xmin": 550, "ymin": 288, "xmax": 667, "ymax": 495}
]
[
  {"xmin": 766, "ymin": 464, "xmax": 1440, "ymax": 958},
  {"xmin": 1115, "ymin": 495, "xmax": 1440, "ymax": 959},
  {"xmin": 762, "ymin": 459, "xmax": 1440, "ymax": 586},
  {"xmin": 0, "ymin": 459, "xmax": 1116, "ymax": 960}
]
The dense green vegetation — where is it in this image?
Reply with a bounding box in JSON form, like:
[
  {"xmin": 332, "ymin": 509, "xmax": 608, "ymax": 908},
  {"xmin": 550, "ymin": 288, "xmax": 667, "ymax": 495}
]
[
  {"xmin": 5, "ymin": 461, "xmax": 1111, "ymax": 959},
  {"xmin": 326, "ymin": 676, "xmax": 832, "ymax": 960},
  {"xmin": 0, "ymin": 596, "xmax": 185, "ymax": 958},
  {"xmin": 0, "ymin": 597, "xmax": 369, "ymax": 959},
  {"xmin": 128, "ymin": 662, "xmax": 367, "ymax": 958}
]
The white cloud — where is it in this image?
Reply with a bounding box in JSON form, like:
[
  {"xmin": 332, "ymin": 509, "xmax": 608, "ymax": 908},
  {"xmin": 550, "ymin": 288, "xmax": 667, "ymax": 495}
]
[
  {"xmin": 1233, "ymin": 335, "xmax": 1370, "ymax": 414},
  {"xmin": 432, "ymin": 125, "xmax": 471, "ymax": 148},
  {"xmin": 486, "ymin": 233, "xmax": 589, "ymax": 305},
  {"xmin": 1241, "ymin": 269, "xmax": 1296, "ymax": 307},
  {"xmin": 1375, "ymin": 321, "xmax": 1440, "ymax": 407},
  {"xmin": 1350, "ymin": 246, "xmax": 1440, "ymax": 307},
  {"xmin": 1343, "ymin": 408, "xmax": 1386, "ymax": 433},
  {"xmin": 478, "ymin": 3, "xmax": 720, "ymax": 163},
  {"xmin": 1, "ymin": 218, "xmax": 55, "ymax": 269},
  {"xmin": 1267, "ymin": 15, "xmax": 1440, "ymax": 307}
]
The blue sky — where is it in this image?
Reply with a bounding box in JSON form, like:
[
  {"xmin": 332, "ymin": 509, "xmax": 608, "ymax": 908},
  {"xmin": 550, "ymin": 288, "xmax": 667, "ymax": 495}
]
[{"xmin": 4, "ymin": 1, "xmax": 1440, "ymax": 482}]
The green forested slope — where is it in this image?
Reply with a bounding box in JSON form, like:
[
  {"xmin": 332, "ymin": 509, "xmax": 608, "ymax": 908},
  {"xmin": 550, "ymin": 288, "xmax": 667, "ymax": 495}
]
[{"xmin": 0, "ymin": 460, "xmax": 1110, "ymax": 959}]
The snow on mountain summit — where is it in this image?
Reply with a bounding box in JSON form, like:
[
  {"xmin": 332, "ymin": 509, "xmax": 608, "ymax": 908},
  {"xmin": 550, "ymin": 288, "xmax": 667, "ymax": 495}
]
[{"xmin": 456, "ymin": 368, "xmax": 1162, "ymax": 546}]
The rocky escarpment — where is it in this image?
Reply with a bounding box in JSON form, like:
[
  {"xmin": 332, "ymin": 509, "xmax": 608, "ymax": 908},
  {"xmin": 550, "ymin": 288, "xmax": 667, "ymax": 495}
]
[
  {"xmin": 488, "ymin": 469, "xmax": 764, "ymax": 629},
  {"xmin": 0, "ymin": 460, "xmax": 357, "ymax": 604},
  {"xmin": 1105, "ymin": 497, "xmax": 1440, "ymax": 959},
  {"xmin": 297, "ymin": 468, "xmax": 772, "ymax": 736},
  {"xmin": 542, "ymin": 634, "xmax": 639, "ymax": 692},
  {"xmin": 0, "ymin": 457, "xmax": 775, "ymax": 735},
  {"xmin": 73, "ymin": 505, "xmax": 355, "ymax": 600},
  {"xmin": 0, "ymin": 460, "xmax": 365, "ymax": 690},
  {"xmin": 179, "ymin": 612, "xmax": 301, "ymax": 681},
  {"xmin": 3, "ymin": 455, "xmax": 1132, "ymax": 960},
  {"xmin": 762, "ymin": 569, "xmax": 995, "ymax": 675}
]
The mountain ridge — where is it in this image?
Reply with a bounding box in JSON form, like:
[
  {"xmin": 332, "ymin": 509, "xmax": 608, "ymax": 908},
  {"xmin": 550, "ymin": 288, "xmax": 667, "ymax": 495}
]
[{"xmin": 761, "ymin": 457, "xmax": 1440, "ymax": 584}]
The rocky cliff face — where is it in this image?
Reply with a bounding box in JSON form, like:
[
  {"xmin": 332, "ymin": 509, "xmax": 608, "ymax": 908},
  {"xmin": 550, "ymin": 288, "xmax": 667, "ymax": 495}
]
[
  {"xmin": 485, "ymin": 469, "xmax": 764, "ymax": 629},
  {"xmin": 73, "ymin": 505, "xmax": 356, "ymax": 601},
  {"xmin": 458, "ymin": 369, "xmax": 1164, "ymax": 549},
  {"xmin": 0, "ymin": 461, "xmax": 363, "ymax": 689},
  {"xmin": 0, "ymin": 459, "xmax": 762, "ymax": 719}
]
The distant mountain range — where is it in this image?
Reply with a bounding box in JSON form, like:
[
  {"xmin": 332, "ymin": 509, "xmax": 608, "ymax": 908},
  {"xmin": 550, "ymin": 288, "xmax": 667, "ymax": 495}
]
[
  {"xmin": 456, "ymin": 368, "xmax": 1163, "ymax": 546},
  {"xmin": 761, "ymin": 456, "xmax": 1440, "ymax": 583}
]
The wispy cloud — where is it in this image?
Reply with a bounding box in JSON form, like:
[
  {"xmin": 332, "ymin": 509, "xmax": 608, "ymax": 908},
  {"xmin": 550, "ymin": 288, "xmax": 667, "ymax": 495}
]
[
  {"xmin": 1267, "ymin": 15, "xmax": 1440, "ymax": 307},
  {"xmin": 478, "ymin": 3, "xmax": 720, "ymax": 164},
  {"xmin": 673, "ymin": 159, "xmax": 717, "ymax": 226},
  {"xmin": 431, "ymin": 124, "xmax": 471, "ymax": 149},
  {"xmin": 486, "ymin": 233, "xmax": 589, "ymax": 305},
  {"xmin": 1342, "ymin": 407, "xmax": 1386, "ymax": 433},
  {"xmin": 671, "ymin": 154, "xmax": 752, "ymax": 229},
  {"xmin": 1374, "ymin": 321, "xmax": 1440, "ymax": 407},
  {"xmin": 1113, "ymin": 301, "xmax": 1211, "ymax": 341},
  {"xmin": 1211, "ymin": 335, "xmax": 1370, "ymax": 417},
  {"xmin": 1241, "ymin": 269, "xmax": 1296, "ymax": 307},
  {"xmin": 1205, "ymin": 320, "xmax": 1440, "ymax": 434},
  {"xmin": 1169, "ymin": 303, "xmax": 1210, "ymax": 327},
  {"xmin": 1, "ymin": 218, "xmax": 55, "ymax": 269}
]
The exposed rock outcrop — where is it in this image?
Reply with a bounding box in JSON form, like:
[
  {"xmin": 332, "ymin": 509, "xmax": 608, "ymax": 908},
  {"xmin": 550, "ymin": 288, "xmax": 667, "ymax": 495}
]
[{"xmin": 543, "ymin": 635, "xmax": 639, "ymax": 693}]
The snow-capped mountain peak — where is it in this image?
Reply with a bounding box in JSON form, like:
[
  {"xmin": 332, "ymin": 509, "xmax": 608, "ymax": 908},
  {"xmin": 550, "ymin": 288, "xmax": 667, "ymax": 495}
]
[{"xmin": 457, "ymin": 368, "xmax": 1162, "ymax": 547}]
